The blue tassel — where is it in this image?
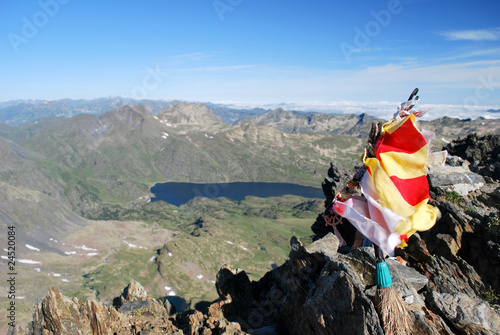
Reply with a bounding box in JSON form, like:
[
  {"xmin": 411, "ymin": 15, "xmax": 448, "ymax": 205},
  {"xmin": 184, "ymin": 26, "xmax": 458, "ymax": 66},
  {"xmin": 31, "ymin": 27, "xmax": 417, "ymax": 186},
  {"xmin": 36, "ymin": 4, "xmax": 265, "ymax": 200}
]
[{"xmin": 376, "ymin": 261, "xmax": 393, "ymax": 288}]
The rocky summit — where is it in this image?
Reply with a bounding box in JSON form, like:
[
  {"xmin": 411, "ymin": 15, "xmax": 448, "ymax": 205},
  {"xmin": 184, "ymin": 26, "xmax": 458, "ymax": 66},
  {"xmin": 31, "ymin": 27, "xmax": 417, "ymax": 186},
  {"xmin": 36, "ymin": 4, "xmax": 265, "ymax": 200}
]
[{"xmin": 15, "ymin": 135, "xmax": 500, "ymax": 335}]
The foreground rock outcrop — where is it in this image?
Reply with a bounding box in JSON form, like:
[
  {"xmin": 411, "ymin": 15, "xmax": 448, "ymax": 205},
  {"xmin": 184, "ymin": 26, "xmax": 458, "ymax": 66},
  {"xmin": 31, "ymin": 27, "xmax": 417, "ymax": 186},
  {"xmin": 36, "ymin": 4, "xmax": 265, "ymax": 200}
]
[
  {"xmin": 17, "ymin": 280, "xmax": 245, "ymax": 335},
  {"xmin": 215, "ymin": 232, "xmax": 500, "ymax": 334},
  {"xmin": 19, "ymin": 229, "xmax": 499, "ymax": 334}
]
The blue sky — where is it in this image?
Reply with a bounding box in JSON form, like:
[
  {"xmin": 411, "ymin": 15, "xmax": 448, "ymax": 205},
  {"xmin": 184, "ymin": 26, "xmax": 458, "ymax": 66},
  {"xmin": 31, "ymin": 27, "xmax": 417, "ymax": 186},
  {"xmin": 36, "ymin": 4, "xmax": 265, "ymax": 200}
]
[{"xmin": 1, "ymin": 0, "xmax": 499, "ymax": 119}]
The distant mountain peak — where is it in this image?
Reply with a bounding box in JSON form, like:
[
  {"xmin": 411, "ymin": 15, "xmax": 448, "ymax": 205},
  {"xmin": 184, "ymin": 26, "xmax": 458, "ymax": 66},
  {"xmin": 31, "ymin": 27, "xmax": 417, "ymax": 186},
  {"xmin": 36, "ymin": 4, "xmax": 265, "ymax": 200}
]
[{"xmin": 158, "ymin": 103, "xmax": 222, "ymax": 125}]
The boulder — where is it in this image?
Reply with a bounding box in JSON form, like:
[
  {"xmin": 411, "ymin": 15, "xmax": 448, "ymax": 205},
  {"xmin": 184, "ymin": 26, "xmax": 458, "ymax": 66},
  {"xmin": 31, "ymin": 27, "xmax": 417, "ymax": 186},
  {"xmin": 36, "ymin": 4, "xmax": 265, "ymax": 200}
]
[
  {"xmin": 426, "ymin": 291, "xmax": 500, "ymax": 334},
  {"xmin": 428, "ymin": 167, "xmax": 485, "ymax": 196}
]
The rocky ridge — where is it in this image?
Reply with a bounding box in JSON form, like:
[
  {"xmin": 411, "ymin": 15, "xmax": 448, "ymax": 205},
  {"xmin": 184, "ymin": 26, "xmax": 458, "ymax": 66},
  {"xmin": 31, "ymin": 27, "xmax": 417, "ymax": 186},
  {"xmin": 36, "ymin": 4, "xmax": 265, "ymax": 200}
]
[{"xmin": 13, "ymin": 134, "xmax": 500, "ymax": 335}]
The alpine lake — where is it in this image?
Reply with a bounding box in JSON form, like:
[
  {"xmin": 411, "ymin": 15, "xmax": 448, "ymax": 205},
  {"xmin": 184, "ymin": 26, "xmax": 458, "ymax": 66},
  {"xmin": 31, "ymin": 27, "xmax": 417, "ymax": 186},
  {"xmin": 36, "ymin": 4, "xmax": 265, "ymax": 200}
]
[{"xmin": 150, "ymin": 182, "xmax": 324, "ymax": 206}]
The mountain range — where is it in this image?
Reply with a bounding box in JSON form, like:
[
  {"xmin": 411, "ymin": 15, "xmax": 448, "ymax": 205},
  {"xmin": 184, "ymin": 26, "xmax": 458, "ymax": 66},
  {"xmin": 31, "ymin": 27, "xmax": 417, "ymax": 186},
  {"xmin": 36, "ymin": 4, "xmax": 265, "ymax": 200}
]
[{"xmin": 0, "ymin": 98, "xmax": 269, "ymax": 125}]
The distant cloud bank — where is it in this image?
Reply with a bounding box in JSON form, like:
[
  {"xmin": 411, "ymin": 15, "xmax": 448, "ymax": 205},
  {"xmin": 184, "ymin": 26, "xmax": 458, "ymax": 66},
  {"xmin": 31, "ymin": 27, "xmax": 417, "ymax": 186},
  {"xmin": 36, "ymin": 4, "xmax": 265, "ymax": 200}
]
[{"xmin": 217, "ymin": 100, "xmax": 500, "ymax": 121}]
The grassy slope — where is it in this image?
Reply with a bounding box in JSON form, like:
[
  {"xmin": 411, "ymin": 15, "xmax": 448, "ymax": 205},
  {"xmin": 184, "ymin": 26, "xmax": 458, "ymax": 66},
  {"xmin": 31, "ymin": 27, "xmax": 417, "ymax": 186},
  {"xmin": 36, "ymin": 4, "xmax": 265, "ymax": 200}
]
[{"xmin": 0, "ymin": 195, "xmax": 323, "ymax": 333}]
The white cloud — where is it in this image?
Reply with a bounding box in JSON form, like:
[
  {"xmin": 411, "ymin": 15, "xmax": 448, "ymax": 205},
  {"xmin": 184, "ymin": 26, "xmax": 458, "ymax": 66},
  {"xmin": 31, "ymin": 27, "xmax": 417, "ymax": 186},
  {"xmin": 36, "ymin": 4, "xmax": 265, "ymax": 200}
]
[
  {"xmin": 170, "ymin": 64, "xmax": 256, "ymax": 74},
  {"xmin": 438, "ymin": 28, "xmax": 500, "ymax": 41},
  {"xmin": 219, "ymin": 100, "xmax": 500, "ymax": 121}
]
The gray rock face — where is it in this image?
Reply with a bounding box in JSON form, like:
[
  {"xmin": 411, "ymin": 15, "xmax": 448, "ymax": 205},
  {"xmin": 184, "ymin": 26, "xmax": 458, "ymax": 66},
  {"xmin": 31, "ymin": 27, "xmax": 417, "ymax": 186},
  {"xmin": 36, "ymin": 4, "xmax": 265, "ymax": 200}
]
[
  {"xmin": 428, "ymin": 165, "xmax": 485, "ymax": 196},
  {"xmin": 443, "ymin": 133, "xmax": 500, "ymax": 182},
  {"xmin": 216, "ymin": 234, "xmax": 459, "ymax": 335},
  {"xmin": 426, "ymin": 291, "xmax": 500, "ymax": 334},
  {"xmin": 218, "ymin": 235, "xmax": 384, "ymax": 335}
]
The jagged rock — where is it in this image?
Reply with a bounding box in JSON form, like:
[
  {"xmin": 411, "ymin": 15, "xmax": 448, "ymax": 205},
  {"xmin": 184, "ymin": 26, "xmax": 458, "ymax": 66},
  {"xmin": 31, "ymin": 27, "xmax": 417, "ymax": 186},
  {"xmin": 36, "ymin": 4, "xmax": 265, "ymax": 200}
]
[
  {"xmin": 428, "ymin": 167, "xmax": 485, "ymax": 196},
  {"xmin": 387, "ymin": 258, "xmax": 429, "ymax": 292},
  {"xmin": 219, "ymin": 235, "xmax": 444, "ymax": 335},
  {"xmin": 215, "ymin": 233, "xmax": 499, "ymax": 335},
  {"xmin": 215, "ymin": 236, "xmax": 384, "ymax": 334},
  {"xmin": 461, "ymin": 236, "xmax": 500, "ymax": 294},
  {"xmin": 272, "ymin": 237, "xmax": 384, "ymax": 334},
  {"xmin": 410, "ymin": 306, "xmax": 455, "ymax": 335},
  {"xmin": 19, "ymin": 284, "xmax": 181, "ymax": 335},
  {"xmin": 445, "ymin": 155, "xmax": 465, "ymax": 167},
  {"xmin": 404, "ymin": 233, "xmax": 432, "ymax": 263},
  {"xmin": 216, "ymin": 265, "xmax": 255, "ymax": 321},
  {"xmin": 20, "ymin": 287, "xmax": 122, "ymax": 334},
  {"xmin": 421, "ymin": 201, "xmax": 476, "ymax": 257},
  {"xmin": 426, "ymin": 291, "xmax": 500, "ymax": 334},
  {"xmin": 416, "ymin": 254, "xmax": 484, "ymax": 298},
  {"xmin": 444, "ymin": 133, "xmax": 500, "ymax": 181},
  {"xmin": 186, "ymin": 302, "xmax": 248, "ymax": 335},
  {"xmin": 337, "ymin": 247, "xmax": 376, "ymax": 287},
  {"xmin": 122, "ymin": 279, "xmax": 148, "ymax": 301},
  {"xmin": 305, "ymin": 231, "xmax": 339, "ymax": 259}
]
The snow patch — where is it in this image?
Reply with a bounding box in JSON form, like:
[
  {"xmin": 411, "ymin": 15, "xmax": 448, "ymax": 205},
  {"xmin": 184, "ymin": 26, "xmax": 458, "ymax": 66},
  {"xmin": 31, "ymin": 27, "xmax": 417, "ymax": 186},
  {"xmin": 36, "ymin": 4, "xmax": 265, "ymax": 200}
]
[
  {"xmin": 168, "ymin": 252, "xmax": 173, "ymax": 257},
  {"xmin": 61, "ymin": 279, "xmax": 70, "ymax": 283},
  {"xmin": 52, "ymin": 273, "xmax": 61, "ymax": 277},
  {"xmin": 164, "ymin": 286, "xmax": 171, "ymax": 291},
  {"xmin": 19, "ymin": 259, "xmax": 41, "ymax": 264},
  {"xmin": 196, "ymin": 274, "xmax": 203, "ymax": 280},
  {"xmin": 168, "ymin": 291, "xmax": 176, "ymax": 296},
  {"xmin": 86, "ymin": 253, "xmax": 99, "ymax": 256},
  {"xmin": 76, "ymin": 245, "xmax": 97, "ymax": 251},
  {"xmin": 64, "ymin": 251, "xmax": 77, "ymax": 255},
  {"xmin": 442, "ymin": 137, "xmax": 450, "ymax": 144},
  {"xmin": 240, "ymin": 245, "xmax": 248, "ymax": 251},
  {"xmin": 25, "ymin": 244, "xmax": 40, "ymax": 251},
  {"xmin": 226, "ymin": 241, "xmax": 234, "ymax": 245},
  {"xmin": 34, "ymin": 268, "xmax": 41, "ymax": 272},
  {"xmin": 123, "ymin": 240, "xmax": 147, "ymax": 249},
  {"xmin": 150, "ymin": 256, "xmax": 157, "ymax": 262}
]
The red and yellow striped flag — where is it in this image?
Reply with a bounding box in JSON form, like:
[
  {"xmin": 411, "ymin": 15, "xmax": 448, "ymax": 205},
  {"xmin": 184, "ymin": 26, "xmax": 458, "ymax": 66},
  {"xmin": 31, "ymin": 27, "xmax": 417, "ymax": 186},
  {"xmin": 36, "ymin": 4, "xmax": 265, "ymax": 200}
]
[
  {"xmin": 332, "ymin": 113, "xmax": 439, "ymax": 254},
  {"xmin": 364, "ymin": 114, "xmax": 438, "ymax": 248}
]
